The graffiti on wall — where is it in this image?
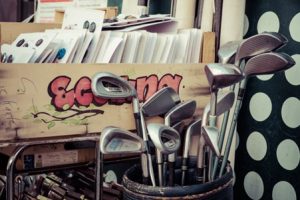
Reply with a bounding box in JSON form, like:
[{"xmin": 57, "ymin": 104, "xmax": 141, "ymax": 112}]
[{"xmin": 23, "ymin": 74, "xmax": 183, "ymax": 129}]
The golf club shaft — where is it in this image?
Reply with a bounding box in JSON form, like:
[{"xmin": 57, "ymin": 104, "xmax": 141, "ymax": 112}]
[
  {"xmin": 134, "ymin": 115, "xmax": 150, "ymax": 185},
  {"xmin": 208, "ymin": 91, "xmax": 218, "ymax": 179},
  {"xmin": 139, "ymin": 110, "xmax": 156, "ymax": 186},
  {"xmin": 156, "ymin": 149, "xmax": 163, "ymax": 186},
  {"xmin": 219, "ymin": 79, "xmax": 247, "ymax": 177},
  {"xmin": 211, "ymin": 85, "xmax": 236, "ymax": 180},
  {"xmin": 196, "ymin": 136, "xmax": 206, "ymax": 183},
  {"xmin": 168, "ymin": 154, "xmax": 175, "ymax": 186}
]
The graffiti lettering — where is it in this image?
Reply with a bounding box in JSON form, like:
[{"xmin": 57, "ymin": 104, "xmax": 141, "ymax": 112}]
[
  {"xmin": 48, "ymin": 74, "xmax": 183, "ymax": 110},
  {"xmin": 48, "ymin": 76, "xmax": 75, "ymax": 110}
]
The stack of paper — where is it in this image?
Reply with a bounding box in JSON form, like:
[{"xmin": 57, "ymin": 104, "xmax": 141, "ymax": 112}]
[{"xmin": 1, "ymin": 8, "xmax": 204, "ymax": 64}]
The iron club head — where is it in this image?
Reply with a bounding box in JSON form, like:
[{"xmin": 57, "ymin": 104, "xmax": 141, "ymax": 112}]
[
  {"xmin": 165, "ymin": 100, "xmax": 197, "ymax": 126},
  {"xmin": 142, "ymin": 87, "xmax": 181, "ymax": 117},
  {"xmin": 204, "ymin": 64, "xmax": 244, "ymax": 91},
  {"xmin": 235, "ymin": 32, "xmax": 288, "ymax": 65},
  {"xmin": 183, "ymin": 118, "xmax": 202, "ymax": 158},
  {"xmin": 201, "ymin": 126, "xmax": 220, "ymax": 157},
  {"xmin": 243, "ymin": 52, "xmax": 295, "ymax": 76},
  {"xmin": 100, "ymin": 126, "xmax": 145, "ymax": 154},
  {"xmin": 147, "ymin": 123, "xmax": 181, "ymax": 154},
  {"xmin": 201, "ymin": 91, "xmax": 235, "ymax": 127},
  {"xmin": 91, "ymin": 72, "xmax": 137, "ymax": 99},
  {"xmin": 218, "ymin": 40, "xmax": 241, "ymax": 64}
]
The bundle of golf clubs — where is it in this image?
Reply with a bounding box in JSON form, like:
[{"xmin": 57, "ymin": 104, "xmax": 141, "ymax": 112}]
[
  {"xmin": 92, "ymin": 31, "xmax": 295, "ymax": 191},
  {"xmin": 0, "ymin": 169, "xmax": 123, "ymax": 200}
]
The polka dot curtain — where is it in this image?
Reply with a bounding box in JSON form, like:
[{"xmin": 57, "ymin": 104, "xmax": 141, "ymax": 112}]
[{"xmin": 234, "ymin": 0, "xmax": 300, "ymax": 200}]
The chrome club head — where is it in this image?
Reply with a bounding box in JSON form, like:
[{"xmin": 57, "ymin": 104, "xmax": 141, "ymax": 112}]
[
  {"xmin": 172, "ymin": 121, "xmax": 185, "ymax": 135},
  {"xmin": 243, "ymin": 52, "xmax": 295, "ymax": 77},
  {"xmin": 91, "ymin": 72, "xmax": 137, "ymax": 99},
  {"xmin": 165, "ymin": 100, "xmax": 197, "ymax": 126},
  {"xmin": 100, "ymin": 126, "xmax": 145, "ymax": 154},
  {"xmin": 218, "ymin": 40, "xmax": 241, "ymax": 64},
  {"xmin": 201, "ymin": 126, "xmax": 220, "ymax": 157},
  {"xmin": 183, "ymin": 118, "xmax": 202, "ymax": 159},
  {"xmin": 142, "ymin": 87, "xmax": 181, "ymax": 117},
  {"xmin": 201, "ymin": 91, "xmax": 235, "ymax": 128},
  {"xmin": 205, "ymin": 64, "xmax": 244, "ymax": 92},
  {"xmin": 235, "ymin": 32, "xmax": 288, "ymax": 65},
  {"xmin": 147, "ymin": 123, "xmax": 181, "ymax": 154}
]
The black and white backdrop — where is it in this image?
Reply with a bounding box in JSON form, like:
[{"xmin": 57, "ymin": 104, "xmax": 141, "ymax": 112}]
[{"xmin": 234, "ymin": 0, "xmax": 300, "ymax": 199}]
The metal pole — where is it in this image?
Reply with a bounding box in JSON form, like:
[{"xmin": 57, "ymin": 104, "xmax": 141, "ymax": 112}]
[
  {"xmin": 6, "ymin": 145, "xmax": 28, "ymax": 200},
  {"xmin": 96, "ymin": 140, "xmax": 103, "ymax": 200}
]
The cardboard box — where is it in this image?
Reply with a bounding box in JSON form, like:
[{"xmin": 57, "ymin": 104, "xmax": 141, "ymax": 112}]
[
  {"xmin": 0, "ymin": 22, "xmax": 211, "ymax": 142},
  {"xmin": 54, "ymin": 7, "xmax": 118, "ymax": 24}
]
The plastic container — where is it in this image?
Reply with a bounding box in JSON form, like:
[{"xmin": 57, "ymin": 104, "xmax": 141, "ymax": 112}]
[{"xmin": 122, "ymin": 157, "xmax": 233, "ymax": 200}]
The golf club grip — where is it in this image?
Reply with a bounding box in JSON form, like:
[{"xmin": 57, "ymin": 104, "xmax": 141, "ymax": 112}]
[{"xmin": 168, "ymin": 161, "xmax": 175, "ymax": 186}]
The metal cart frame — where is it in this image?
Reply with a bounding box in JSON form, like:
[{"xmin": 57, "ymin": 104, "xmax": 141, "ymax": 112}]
[{"xmin": 1, "ymin": 134, "xmax": 103, "ymax": 200}]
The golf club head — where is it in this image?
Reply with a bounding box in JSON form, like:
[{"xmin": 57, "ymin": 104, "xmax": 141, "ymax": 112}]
[
  {"xmin": 142, "ymin": 87, "xmax": 181, "ymax": 117},
  {"xmin": 244, "ymin": 52, "xmax": 295, "ymax": 76},
  {"xmin": 235, "ymin": 32, "xmax": 288, "ymax": 65},
  {"xmin": 201, "ymin": 91, "xmax": 235, "ymax": 127},
  {"xmin": 100, "ymin": 126, "xmax": 145, "ymax": 154},
  {"xmin": 147, "ymin": 123, "xmax": 181, "ymax": 154},
  {"xmin": 205, "ymin": 64, "xmax": 244, "ymax": 91},
  {"xmin": 214, "ymin": 91, "xmax": 235, "ymax": 116},
  {"xmin": 201, "ymin": 126, "xmax": 220, "ymax": 156},
  {"xmin": 91, "ymin": 72, "xmax": 137, "ymax": 99},
  {"xmin": 218, "ymin": 40, "xmax": 241, "ymax": 64},
  {"xmin": 183, "ymin": 118, "xmax": 202, "ymax": 158},
  {"xmin": 165, "ymin": 100, "xmax": 197, "ymax": 126},
  {"xmin": 172, "ymin": 121, "xmax": 185, "ymax": 135}
]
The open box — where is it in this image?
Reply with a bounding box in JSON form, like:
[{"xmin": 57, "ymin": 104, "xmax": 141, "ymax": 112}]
[
  {"xmin": 0, "ymin": 22, "xmax": 216, "ymax": 171},
  {"xmin": 0, "ymin": 22, "xmax": 215, "ymax": 142}
]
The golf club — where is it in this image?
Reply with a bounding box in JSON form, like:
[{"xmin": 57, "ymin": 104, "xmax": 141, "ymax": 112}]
[
  {"xmin": 181, "ymin": 118, "xmax": 201, "ymax": 185},
  {"xmin": 219, "ymin": 32, "xmax": 288, "ymax": 157},
  {"xmin": 147, "ymin": 123, "xmax": 181, "ymax": 186},
  {"xmin": 164, "ymin": 100, "xmax": 197, "ymax": 186},
  {"xmin": 217, "ymin": 52, "xmax": 295, "ymax": 179},
  {"xmin": 218, "ymin": 40, "xmax": 241, "ymax": 64},
  {"xmin": 100, "ymin": 126, "xmax": 145, "ymax": 154},
  {"xmin": 195, "ymin": 91, "xmax": 235, "ymax": 183},
  {"xmin": 141, "ymin": 86, "xmax": 181, "ymax": 186},
  {"xmin": 204, "ymin": 63, "xmax": 244, "ymax": 127},
  {"xmin": 91, "ymin": 72, "xmax": 155, "ymax": 186}
]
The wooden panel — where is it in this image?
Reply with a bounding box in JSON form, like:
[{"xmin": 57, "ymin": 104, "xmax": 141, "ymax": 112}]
[
  {"xmin": 0, "ymin": 22, "xmax": 61, "ymax": 44},
  {"xmin": 0, "ymin": 63, "xmax": 210, "ymax": 141},
  {"xmin": 202, "ymin": 32, "xmax": 216, "ymax": 63}
]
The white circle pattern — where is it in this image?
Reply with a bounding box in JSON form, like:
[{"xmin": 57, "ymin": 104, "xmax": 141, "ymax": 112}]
[
  {"xmin": 257, "ymin": 11, "xmax": 280, "ymax": 33},
  {"xmin": 285, "ymin": 54, "xmax": 300, "ymax": 86},
  {"xmin": 244, "ymin": 171, "xmax": 264, "ymax": 200},
  {"xmin": 272, "ymin": 181, "xmax": 297, "ymax": 200},
  {"xmin": 289, "ymin": 12, "xmax": 300, "ymax": 42},
  {"xmin": 249, "ymin": 93, "xmax": 272, "ymax": 122},
  {"xmin": 281, "ymin": 97, "xmax": 300, "ymax": 128},
  {"xmin": 246, "ymin": 131, "xmax": 267, "ymax": 161},
  {"xmin": 276, "ymin": 139, "xmax": 300, "ymax": 170}
]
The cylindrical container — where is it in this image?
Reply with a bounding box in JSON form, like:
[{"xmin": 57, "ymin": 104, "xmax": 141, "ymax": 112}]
[{"xmin": 122, "ymin": 157, "xmax": 233, "ymax": 200}]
